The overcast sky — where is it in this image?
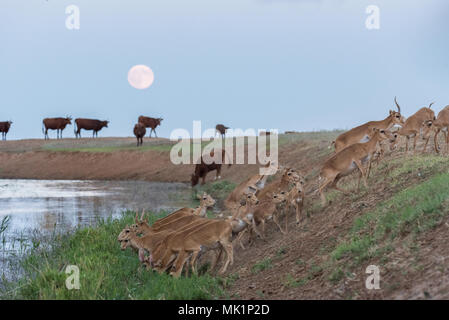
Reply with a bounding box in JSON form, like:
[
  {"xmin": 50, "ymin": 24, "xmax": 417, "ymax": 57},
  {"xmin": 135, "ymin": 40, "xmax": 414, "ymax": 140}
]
[{"xmin": 1, "ymin": 0, "xmax": 448, "ymax": 139}]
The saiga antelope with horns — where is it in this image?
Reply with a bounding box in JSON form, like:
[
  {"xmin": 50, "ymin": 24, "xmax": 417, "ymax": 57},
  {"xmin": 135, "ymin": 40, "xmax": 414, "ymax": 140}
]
[
  {"xmin": 319, "ymin": 128, "xmax": 392, "ymax": 205},
  {"xmin": 396, "ymin": 101, "xmax": 436, "ymax": 153},
  {"xmin": 422, "ymin": 105, "xmax": 449, "ymax": 154},
  {"xmin": 332, "ymin": 97, "xmax": 405, "ymax": 153}
]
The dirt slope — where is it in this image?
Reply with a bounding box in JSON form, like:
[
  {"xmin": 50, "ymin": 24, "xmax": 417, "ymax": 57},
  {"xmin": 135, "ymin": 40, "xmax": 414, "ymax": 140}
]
[{"xmin": 225, "ymin": 137, "xmax": 449, "ymax": 300}]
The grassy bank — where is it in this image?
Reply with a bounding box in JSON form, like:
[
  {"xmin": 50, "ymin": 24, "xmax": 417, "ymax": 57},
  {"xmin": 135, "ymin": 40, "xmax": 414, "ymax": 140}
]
[
  {"xmin": 1, "ymin": 211, "xmax": 226, "ymax": 300},
  {"xmin": 322, "ymin": 170, "xmax": 449, "ymax": 284}
]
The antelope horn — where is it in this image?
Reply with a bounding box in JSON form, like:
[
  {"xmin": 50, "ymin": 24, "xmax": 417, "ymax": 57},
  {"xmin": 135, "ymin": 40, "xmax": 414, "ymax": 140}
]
[
  {"xmin": 135, "ymin": 212, "xmax": 139, "ymax": 223},
  {"xmin": 394, "ymin": 96, "xmax": 401, "ymax": 113},
  {"xmin": 140, "ymin": 209, "xmax": 145, "ymax": 221},
  {"xmin": 428, "ymin": 102, "xmax": 435, "ymax": 109}
]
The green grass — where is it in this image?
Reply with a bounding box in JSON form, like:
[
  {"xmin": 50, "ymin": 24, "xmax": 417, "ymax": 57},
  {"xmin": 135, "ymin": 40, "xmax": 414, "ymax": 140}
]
[
  {"xmin": 283, "ymin": 274, "xmax": 308, "ymax": 288},
  {"xmin": 327, "ymin": 172, "xmax": 449, "ymax": 278},
  {"xmin": 387, "ymin": 155, "xmax": 449, "ymax": 184},
  {"xmin": 1, "ymin": 211, "xmax": 224, "ymax": 300},
  {"xmin": 43, "ymin": 144, "xmax": 174, "ymax": 153},
  {"xmin": 251, "ymin": 258, "xmax": 273, "ymax": 274},
  {"xmin": 193, "ymin": 180, "xmax": 237, "ymax": 204}
]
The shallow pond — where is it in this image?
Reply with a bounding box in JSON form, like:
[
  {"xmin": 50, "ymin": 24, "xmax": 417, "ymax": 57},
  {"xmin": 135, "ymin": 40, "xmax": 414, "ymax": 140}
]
[{"xmin": 0, "ymin": 179, "xmax": 192, "ymax": 282}]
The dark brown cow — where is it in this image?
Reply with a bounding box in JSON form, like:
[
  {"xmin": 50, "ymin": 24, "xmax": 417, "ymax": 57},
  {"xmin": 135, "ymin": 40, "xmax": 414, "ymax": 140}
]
[
  {"xmin": 42, "ymin": 117, "xmax": 72, "ymax": 139},
  {"xmin": 74, "ymin": 118, "xmax": 109, "ymax": 138},
  {"xmin": 215, "ymin": 124, "xmax": 229, "ymax": 139},
  {"xmin": 191, "ymin": 149, "xmax": 231, "ymax": 186},
  {"xmin": 137, "ymin": 116, "xmax": 163, "ymax": 138},
  {"xmin": 0, "ymin": 121, "xmax": 12, "ymax": 141},
  {"xmin": 133, "ymin": 122, "xmax": 146, "ymax": 146}
]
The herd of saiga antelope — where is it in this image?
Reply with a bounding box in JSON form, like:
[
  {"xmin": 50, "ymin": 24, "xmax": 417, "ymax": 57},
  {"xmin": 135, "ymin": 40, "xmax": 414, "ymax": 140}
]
[{"xmin": 114, "ymin": 97, "xmax": 449, "ymax": 278}]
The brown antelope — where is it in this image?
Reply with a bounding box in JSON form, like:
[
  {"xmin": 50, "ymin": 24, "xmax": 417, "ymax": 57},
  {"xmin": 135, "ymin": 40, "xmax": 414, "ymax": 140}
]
[
  {"xmin": 255, "ymin": 167, "xmax": 301, "ymax": 202},
  {"xmin": 231, "ymin": 190, "xmax": 261, "ymax": 249},
  {"xmin": 150, "ymin": 218, "xmax": 234, "ymax": 277},
  {"xmin": 224, "ymin": 161, "xmax": 277, "ymax": 211},
  {"xmin": 132, "ymin": 193, "xmax": 215, "ymax": 233},
  {"xmin": 319, "ymin": 128, "xmax": 392, "ymax": 205},
  {"xmin": 333, "ymin": 97, "xmax": 405, "ymax": 153},
  {"xmin": 276, "ymin": 178, "xmax": 306, "ymax": 232},
  {"xmin": 371, "ymin": 129, "xmax": 399, "ymax": 167},
  {"xmin": 119, "ymin": 218, "xmax": 212, "ymax": 266},
  {"xmin": 248, "ymin": 192, "xmax": 287, "ymax": 241},
  {"xmin": 422, "ymin": 105, "xmax": 449, "ymax": 153},
  {"xmin": 396, "ymin": 101, "xmax": 436, "ymax": 153}
]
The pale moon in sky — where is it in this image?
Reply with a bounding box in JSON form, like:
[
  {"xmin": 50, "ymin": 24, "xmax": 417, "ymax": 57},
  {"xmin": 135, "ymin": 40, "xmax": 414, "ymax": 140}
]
[{"xmin": 127, "ymin": 65, "xmax": 154, "ymax": 89}]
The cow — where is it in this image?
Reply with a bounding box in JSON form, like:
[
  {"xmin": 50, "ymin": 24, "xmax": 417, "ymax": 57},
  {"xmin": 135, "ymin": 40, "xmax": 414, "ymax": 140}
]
[
  {"xmin": 191, "ymin": 149, "xmax": 231, "ymax": 186},
  {"xmin": 215, "ymin": 124, "xmax": 229, "ymax": 139},
  {"xmin": 0, "ymin": 121, "xmax": 12, "ymax": 141},
  {"xmin": 133, "ymin": 122, "xmax": 146, "ymax": 146},
  {"xmin": 137, "ymin": 116, "xmax": 163, "ymax": 138},
  {"xmin": 74, "ymin": 118, "xmax": 109, "ymax": 138},
  {"xmin": 42, "ymin": 117, "xmax": 72, "ymax": 139}
]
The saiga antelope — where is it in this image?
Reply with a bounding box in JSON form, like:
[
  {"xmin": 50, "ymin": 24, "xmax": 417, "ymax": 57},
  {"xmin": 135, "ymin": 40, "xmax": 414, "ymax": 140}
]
[
  {"xmin": 150, "ymin": 219, "xmax": 234, "ymax": 277},
  {"xmin": 275, "ymin": 178, "xmax": 306, "ymax": 233},
  {"xmin": 224, "ymin": 161, "xmax": 277, "ymax": 211},
  {"xmin": 332, "ymin": 97, "xmax": 404, "ymax": 153},
  {"xmin": 396, "ymin": 101, "xmax": 436, "ymax": 153},
  {"xmin": 319, "ymin": 128, "xmax": 392, "ymax": 205},
  {"xmin": 422, "ymin": 105, "xmax": 449, "ymax": 153},
  {"xmin": 130, "ymin": 193, "xmax": 215, "ymax": 234}
]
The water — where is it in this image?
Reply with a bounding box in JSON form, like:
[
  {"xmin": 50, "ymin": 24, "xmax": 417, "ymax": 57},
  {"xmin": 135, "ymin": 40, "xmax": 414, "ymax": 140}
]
[{"xmin": 0, "ymin": 179, "xmax": 192, "ymax": 282}]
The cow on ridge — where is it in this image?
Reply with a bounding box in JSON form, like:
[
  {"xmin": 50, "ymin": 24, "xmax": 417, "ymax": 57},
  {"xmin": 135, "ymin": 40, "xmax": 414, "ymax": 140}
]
[
  {"xmin": 74, "ymin": 118, "xmax": 109, "ymax": 138},
  {"xmin": 0, "ymin": 121, "xmax": 12, "ymax": 141},
  {"xmin": 137, "ymin": 116, "xmax": 163, "ymax": 138},
  {"xmin": 42, "ymin": 117, "xmax": 72, "ymax": 139},
  {"xmin": 215, "ymin": 124, "xmax": 229, "ymax": 139},
  {"xmin": 133, "ymin": 122, "xmax": 146, "ymax": 146}
]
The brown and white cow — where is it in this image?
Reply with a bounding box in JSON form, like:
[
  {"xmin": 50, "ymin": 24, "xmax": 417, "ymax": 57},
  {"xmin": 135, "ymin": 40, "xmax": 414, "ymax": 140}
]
[
  {"xmin": 42, "ymin": 117, "xmax": 72, "ymax": 139},
  {"xmin": 191, "ymin": 149, "xmax": 231, "ymax": 186},
  {"xmin": 137, "ymin": 116, "xmax": 163, "ymax": 138},
  {"xmin": 133, "ymin": 122, "xmax": 146, "ymax": 146},
  {"xmin": 0, "ymin": 121, "xmax": 12, "ymax": 141},
  {"xmin": 74, "ymin": 118, "xmax": 109, "ymax": 138}
]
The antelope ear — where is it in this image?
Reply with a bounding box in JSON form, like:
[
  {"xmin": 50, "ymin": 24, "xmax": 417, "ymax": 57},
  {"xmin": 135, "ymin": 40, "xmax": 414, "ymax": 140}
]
[
  {"xmin": 247, "ymin": 185, "xmax": 257, "ymax": 194},
  {"xmin": 135, "ymin": 212, "xmax": 139, "ymax": 223},
  {"xmin": 389, "ymin": 110, "xmax": 393, "ymax": 115}
]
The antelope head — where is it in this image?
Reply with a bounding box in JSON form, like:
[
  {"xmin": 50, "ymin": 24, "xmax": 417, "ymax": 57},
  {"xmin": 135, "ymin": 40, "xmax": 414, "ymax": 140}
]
[
  {"xmin": 391, "ymin": 97, "xmax": 406, "ymax": 125},
  {"xmin": 132, "ymin": 210, "xmax": 150, "ymax": 235},
  {"xmin": 199, "ymin": 192, "xmax": 216, "ymax": 208},
  {"xmin": 421, "ymin": 120, "xmax": 434, "ymax": 141}
]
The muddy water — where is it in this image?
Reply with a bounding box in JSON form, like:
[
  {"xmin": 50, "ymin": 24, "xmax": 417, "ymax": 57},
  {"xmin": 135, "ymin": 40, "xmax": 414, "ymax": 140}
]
[{"xmin": 0, "ymin": 179, "xmax": 192, "ymax": 282}]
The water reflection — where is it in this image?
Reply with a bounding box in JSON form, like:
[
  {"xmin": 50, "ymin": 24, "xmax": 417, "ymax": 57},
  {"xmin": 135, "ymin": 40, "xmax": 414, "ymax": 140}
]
[{"xmin": 0, "ymin": 179, "xmax": 192, "ymax": 244}]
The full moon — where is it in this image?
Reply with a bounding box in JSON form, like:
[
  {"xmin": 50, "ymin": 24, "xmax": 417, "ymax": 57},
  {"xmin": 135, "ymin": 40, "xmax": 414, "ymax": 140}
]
[{"xmin": 127, "ymin": 65, "xmax": 154, "ymax": 90}]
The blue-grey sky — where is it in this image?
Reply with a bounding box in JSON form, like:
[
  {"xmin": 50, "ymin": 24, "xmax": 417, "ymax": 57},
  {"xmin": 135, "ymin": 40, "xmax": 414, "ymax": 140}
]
[{"xmin": 1, "ymin": 0, "xmax": 448, "ymax": 140}]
